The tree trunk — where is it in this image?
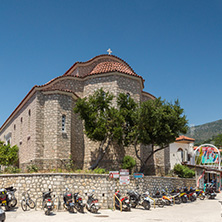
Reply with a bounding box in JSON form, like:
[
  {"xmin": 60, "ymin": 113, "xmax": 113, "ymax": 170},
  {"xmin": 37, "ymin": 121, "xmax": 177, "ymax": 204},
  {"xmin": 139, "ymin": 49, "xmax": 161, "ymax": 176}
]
[
  {"xmin": 139, "ymin": 145, "xmax": 167, "ymax": 173},
  {"xmin": 89, "ymin": 135, "xmax": 113, "ymax": 170},
  {"xmin": 133, "ymin": 137, "xmax": 145, "ymax": 169}
]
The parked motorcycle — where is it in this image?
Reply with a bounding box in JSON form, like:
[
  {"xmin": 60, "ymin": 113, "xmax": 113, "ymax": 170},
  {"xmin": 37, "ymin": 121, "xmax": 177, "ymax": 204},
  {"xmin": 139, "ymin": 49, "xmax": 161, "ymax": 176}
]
[
  {"xmin": 205, "ymin": 183, "xmax": 217, "ymax": 199},
  {"xmin": 0, "ymin": 188, "xmax": 12, "ymax": 211},
  {"xmin": 127, "ymin": 190, "xmax": 150, "ymax": 210},
  {"xmin": 5, "ymin": 186, "xmax": 17, "ymax": 208},
  {"xmin": 195, "ymin": 189, "xmax": 205, "ymax": 200},
  {"xmin": 42, "ymin": 190, "xmax": 54, "ymax": 215},
  {"xmin": 63, "ymin": 188, "xmax": 75, "ymax": 213},
  {"xmin": 0, "ymin": 206, "xmax": 5, "ymax": 222},
  {"xmin": 73, "ymin": 192, "xmax": 85, "ymax": 213},
  {"xmin": 184, "ymin": 187, "xmax": 197, "ymax": 202},
  {"xmin": 114, "ymin": 190, "xmax": 131, "ymax": 211},
  {"xmin": 176, "ymin": 188, "xmax": 188, "ymax": 203},
  {"xmin": 86, "ymin": 191, "xmax": 100, "ymax": 213},
  {"xmin": 152, "ymin": 191, "xmax": 165, "ymax": 207}
]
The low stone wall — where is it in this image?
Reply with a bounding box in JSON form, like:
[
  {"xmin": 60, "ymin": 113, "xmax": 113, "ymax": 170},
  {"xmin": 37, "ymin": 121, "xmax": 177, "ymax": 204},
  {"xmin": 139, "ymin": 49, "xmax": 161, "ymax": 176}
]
[{"xmin": 0, "ymin": 173, "xmax": 195, "ymax": 209}]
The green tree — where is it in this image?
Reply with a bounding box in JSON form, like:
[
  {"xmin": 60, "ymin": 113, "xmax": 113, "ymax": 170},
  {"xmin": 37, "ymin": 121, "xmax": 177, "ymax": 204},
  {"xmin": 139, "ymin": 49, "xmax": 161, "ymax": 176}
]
[
  {"xmin": 74, "ymin": 88, "xmax": 126, "ymax": 170},
  {"xmin": 130, "ymin": 98, "xmax": 188, "ymax": 172},
  {"xmin": 0, "ymin": 141, "xmax": 19, "ymax": 166},
  {"xmin": 214, "ymin": 134, "xmax": 222, "ymax": 148}
]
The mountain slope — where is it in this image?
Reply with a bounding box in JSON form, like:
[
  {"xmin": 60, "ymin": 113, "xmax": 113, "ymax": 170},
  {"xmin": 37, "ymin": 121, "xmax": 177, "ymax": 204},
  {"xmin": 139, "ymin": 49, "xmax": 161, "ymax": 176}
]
[{"xmin": 185, "ymin": 119, "xmax": 222, "ymax": 145}]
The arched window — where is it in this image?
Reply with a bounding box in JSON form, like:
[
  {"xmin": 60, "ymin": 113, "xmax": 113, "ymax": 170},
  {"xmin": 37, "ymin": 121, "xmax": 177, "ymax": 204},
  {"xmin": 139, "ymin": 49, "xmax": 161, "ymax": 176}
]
[
  {"xmin": 177, "ymin": 148, "xmax": 183, "ymax": 162},
  {"xmin": 62, "ymin": 115, "xmax": 66, "ymax": 132}
]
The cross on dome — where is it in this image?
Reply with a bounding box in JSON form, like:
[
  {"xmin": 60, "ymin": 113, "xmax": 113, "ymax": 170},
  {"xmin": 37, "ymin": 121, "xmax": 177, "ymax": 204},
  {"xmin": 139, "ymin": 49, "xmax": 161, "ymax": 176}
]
[{"xmin": 107, "ymin": 48, "xmax": 112, "ymax": 55}]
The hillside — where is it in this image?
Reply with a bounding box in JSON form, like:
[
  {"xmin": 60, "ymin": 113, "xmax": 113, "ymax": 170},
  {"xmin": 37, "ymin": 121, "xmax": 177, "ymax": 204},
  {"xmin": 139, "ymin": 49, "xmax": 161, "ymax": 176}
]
[{"xmin": 185, "ymin": 119, "xmax": 222, "ymax": 145}]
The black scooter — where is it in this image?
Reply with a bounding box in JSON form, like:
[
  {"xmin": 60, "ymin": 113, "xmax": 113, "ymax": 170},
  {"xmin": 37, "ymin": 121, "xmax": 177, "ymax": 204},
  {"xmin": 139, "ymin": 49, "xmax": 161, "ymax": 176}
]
[
  {"xmin": 73, "ymin": 192, "xmax": 85, "ymax": 213},
  {"xmin": 63, "ymin": 188, "xmax": 75, "ymax": 213},
  {"xmin": 42, "ymin": 190, "xmax": 54, "ymax": 215},
  {"xmin": 205, "ymin": 183, "xmax": 217, "ymax": 199}
]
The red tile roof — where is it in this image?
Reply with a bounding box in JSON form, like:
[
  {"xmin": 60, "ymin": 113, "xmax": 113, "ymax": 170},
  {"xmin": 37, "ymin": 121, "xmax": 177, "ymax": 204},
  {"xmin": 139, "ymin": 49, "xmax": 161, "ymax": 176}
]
[
  {"xmin": 90, "ymin": 61, "xmax": 135, "ymax": 76},
  {"xmin": 176, "ymin": 135, "xmax": 195, "ymax": 142},
  {"xmin": 62, "ymin": 54, "xmax": 144, "ymax": 85}
]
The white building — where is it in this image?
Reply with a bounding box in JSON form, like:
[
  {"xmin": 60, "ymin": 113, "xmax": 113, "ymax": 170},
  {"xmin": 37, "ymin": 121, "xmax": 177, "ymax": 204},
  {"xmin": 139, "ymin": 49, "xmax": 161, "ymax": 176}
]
[{"xmin": 169, "ymin": 135, "xmax": 195, "ymax": 170}]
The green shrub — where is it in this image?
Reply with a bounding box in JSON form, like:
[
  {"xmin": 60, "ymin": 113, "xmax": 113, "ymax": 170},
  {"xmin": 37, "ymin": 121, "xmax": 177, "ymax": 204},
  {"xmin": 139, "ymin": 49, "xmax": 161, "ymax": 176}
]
[
  {"xmin": 4, "ymin": 166, "xmax": 21, "ymax": 174},
  {"xmin": 121, "ymin": 156, "xmax": 136, "ymax": 173},
  {"xmin": 93, "ymin": 168, "xmax": 108, "ymax": 174},
  {"xmin": 173, "ymin": 164, "xmax": 195, "ymax": 178},
  {"xmin": 27, "ymin": 164, "xmax": 38, "ymax": 173}
]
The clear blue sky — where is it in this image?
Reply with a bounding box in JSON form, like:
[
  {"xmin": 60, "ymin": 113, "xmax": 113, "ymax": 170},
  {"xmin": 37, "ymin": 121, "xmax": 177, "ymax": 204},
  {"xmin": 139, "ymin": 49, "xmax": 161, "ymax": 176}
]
[{"xmin": 1, "ymin": 0, "xmax": 222, "ymax": 127}]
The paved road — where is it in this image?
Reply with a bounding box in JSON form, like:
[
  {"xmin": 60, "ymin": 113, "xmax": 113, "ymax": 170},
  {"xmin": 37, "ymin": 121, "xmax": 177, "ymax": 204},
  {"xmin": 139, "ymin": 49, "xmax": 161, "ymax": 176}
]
[{"xmin": 5, "ymin": 193, "xmax": 222, "ymax": 222}]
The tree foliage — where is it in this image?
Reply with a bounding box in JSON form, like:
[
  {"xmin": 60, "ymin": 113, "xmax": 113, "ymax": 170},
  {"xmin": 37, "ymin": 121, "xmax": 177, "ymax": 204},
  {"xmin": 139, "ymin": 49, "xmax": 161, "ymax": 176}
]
[
  {"xmin": 74, "ymin": 88, "xmax": 188, "ymax": 172},
  {"xmin": 74, "ymin": 88, "xmax": 127, "ymax": 169},
  {"xmin": 129, "ymin": 97, "xmax": 188, "ymax": 172},
  {"xmin": 0, "ymin": 141, "xmax": 19, "ymax": 166}
]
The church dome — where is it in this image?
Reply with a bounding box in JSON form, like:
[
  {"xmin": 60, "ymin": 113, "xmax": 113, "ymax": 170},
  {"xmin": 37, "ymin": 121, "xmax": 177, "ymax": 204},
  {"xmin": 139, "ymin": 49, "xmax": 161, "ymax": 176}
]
[{"xmin": 89, "ymin": 61, "xmax": 135, "ymax": 76}]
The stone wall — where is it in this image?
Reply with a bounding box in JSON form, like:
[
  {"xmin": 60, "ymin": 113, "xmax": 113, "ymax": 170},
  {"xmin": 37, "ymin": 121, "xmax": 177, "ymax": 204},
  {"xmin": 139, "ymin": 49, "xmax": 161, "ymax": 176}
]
[{"xmin": 0, "ymin": 173, "xmax": 195, "ymax": 209}]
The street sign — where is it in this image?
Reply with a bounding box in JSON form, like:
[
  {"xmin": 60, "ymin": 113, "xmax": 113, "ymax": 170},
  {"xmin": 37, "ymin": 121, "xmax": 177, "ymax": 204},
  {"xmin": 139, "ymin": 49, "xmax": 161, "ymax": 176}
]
[
  {"xmin": 133, "ymin": 173, "xmax": 144, "ymax": 178},
  {"xmin": 120, "ymin": 169, "xmax": 129, "ymax": 176},
  {"xmin": 119, "ymin": 175, "xmax": 130, "ymax": 185},
  {"xmin": 109, "ymin": 171, "xmax": 119, "ymax": 179}
]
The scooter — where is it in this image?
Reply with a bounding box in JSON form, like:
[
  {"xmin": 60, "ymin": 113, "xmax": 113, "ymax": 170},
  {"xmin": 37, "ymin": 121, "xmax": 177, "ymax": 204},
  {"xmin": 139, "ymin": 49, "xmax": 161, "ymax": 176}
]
[
  {"xmin": 127, "ymin": 190, "xmax": 150, "ymax": 210},
  {"xmin": 0, "ymin": 188, "xmax": 11, "ymax": 211},
  {"xmin": 184, "ymin": 187, "xmax": 197, "ymax": 202},
  {"xmin": 205, "ymin": 183, "xmax": 217, "ymax": 199},
  {"xmin": 195, "ymin": 189, "xmax": 205, "ymax": 200},
  {"xmin": 42, "ymin": 190, "xmax": 54, "ymax": 215},
  {"xmin": 73, "ymin": 192, "xmax": 85, "ymax": 213},
  {"xmin": 114, "ymin": 190, "xmax": 131, "ymax": 211},
  {"xmin": 0, "ymin": 206, "xmax": 5, "ymax": 222},
  {"xmin": 63, "ymin": 188, "xmax": 75, "ymax": 213},
  {"xmin": 86, "ymin": 191, "xmax": 100, "ymax": 213},
  {"xmin": 5, "ymin": 187, "xmax": 17, "ymax": 208}
]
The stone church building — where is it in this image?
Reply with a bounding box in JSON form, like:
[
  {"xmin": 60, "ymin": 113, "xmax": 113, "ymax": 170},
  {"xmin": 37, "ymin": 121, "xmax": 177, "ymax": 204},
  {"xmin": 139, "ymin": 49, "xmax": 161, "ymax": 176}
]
[{"xmin": 0, "ymin": 54, "xmax": 169, "ymax": 175}]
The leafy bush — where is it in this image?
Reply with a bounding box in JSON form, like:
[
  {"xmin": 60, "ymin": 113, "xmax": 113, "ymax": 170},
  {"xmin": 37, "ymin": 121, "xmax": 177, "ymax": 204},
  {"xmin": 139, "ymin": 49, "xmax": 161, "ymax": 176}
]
[
  {"xmin": 4, "ymin": 166, "xmax": 21, "ymax": 174},
  {"xmin": 173, "ymin": 164, "xmax": 195, "ymax": 178},
  {"xmin": 27, "ymin": 164, "xmax": 38, "ymax": 173},
  {"xmin": 93, "ymin": 168, "xmax": 108, "ymax": 174},
  {"xmin": 121, "ymin": 156, "xmax": 136, "ymax": 173}
]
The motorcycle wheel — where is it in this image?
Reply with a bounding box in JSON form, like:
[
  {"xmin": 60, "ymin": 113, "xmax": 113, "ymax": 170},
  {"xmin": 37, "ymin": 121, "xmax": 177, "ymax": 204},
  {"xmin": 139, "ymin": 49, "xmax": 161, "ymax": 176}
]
[
  {"xmin": 131, "ymin": 202, "xmax": 137, "ymax": 208},
  {"xmin": 29, "ymin": 199, "xmax": 36, "ymax": 209},
  {"xmin": 21, "ymin": 200, "xmax": 27, "ymax": 211},
  {"xmin": 10, "ymin": 198, "xmax": 17, "ymax": 208},
  {"xmin": 156, "ymin": 199, "xmax": 164, "ymax": 208},
  {"xmin": 181, "ymin": 196, "xmax": 187, "ymax": 203},
  {"xmin": 63, "ymin": 203, "xmax": 68, "ymax": 210},
  {"xmin": 90, "ymin": 205, "xmax": 98, "ymax": 213},
  {"xmin": 69, "ymin": 207, "xmax": 75, "ymax": 213},
  {"xmin": 126, "ymin": 204, "xmax": 131, "ymax": 211},
  {"xmin": 80, "ymin": 206, "xmax": 84, "ymax": 213},
  {"xmin": 165, "ymin": 200, "xmax": 171, "ymax": 206},
  {"xmin": 199, "ymin": 194, "xmax": 205, "ymax": 200},
  {"xmin": 174, "ymin": 197, "xmax": 181, "ymax": 204},
  {"xmin": 207, "ymin": 194, "xmax": 212, "ymax": 199},
  {"xmin": 142, "ymin": 201, "xmax": 150, "ymax": 210},
  {"xmin": 45, "ymin": 209, "xmax": 51, "ymax": 215}
]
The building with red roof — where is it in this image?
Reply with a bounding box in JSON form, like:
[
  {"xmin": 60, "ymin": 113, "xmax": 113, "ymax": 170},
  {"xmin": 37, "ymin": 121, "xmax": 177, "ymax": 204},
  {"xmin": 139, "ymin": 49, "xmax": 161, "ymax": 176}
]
[{"xmin": 0, "ymin": 54, "xmax": 160, "ymax": 173}]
